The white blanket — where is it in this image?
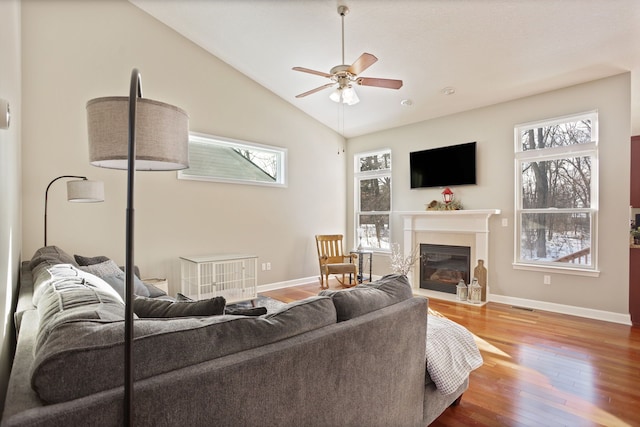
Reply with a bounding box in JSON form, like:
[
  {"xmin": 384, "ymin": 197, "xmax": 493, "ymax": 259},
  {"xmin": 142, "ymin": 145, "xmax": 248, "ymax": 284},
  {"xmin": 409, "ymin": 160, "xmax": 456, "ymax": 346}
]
[{"xmin": 426, "ymin": 313, "xmax": 483, "ymax": 395}]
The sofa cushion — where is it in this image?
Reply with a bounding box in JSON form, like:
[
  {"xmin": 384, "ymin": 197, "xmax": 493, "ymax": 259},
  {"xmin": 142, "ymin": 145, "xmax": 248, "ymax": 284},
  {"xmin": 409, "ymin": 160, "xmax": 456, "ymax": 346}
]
[
  {"xmin": 34, "ymin": 267, "xmax": 126, "ymax": 354},
  {"xmin": 133, "ymin": 295, "xmax": 226, "ymax": 318},
  {"xmin": 73, "ymin": 253, "xmax": 110, "ymax": 266},
  {"xmin": 80, "ymin": 260, "xmax": 151, "ymax": 299},
  {"xmin": 29, "ymin": 246, "xmax": 78, "ymax": 271},
  {"xmin": 31, "ymin": 295, "xmax": 337, "ymax": 404},
  {"xmin": 319, "ymin": 274, "xmax": 413, "ymax": 321}
]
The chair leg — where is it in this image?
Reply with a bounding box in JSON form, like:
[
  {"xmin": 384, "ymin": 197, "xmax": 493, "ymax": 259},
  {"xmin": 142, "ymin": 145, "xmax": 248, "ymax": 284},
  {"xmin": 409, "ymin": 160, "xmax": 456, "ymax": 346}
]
[
  {"xmin": 336, "ymin": 273, "xmax": 357, "ymax": 288},
  {"xmin": 320, "ymin": 273, "xmax": 329, "ymax": 289}
]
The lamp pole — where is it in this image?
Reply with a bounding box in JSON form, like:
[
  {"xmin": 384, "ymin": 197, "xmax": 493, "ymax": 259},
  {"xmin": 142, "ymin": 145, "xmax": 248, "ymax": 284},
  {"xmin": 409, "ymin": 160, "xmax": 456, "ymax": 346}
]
[
  {"xmin": 44, "ymin": 175, "xmax": 87, "ymax": 246},
  {"xmin": 123, "ymin": 68, "xmax": 142, "ymax": 426}
]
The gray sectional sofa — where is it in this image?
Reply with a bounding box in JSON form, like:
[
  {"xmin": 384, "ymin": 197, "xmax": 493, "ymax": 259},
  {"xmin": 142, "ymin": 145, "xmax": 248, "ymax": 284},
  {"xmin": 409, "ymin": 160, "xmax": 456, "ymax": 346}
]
[{"xmin": 2, "ymin": 246, "xmax": 469, "ymax": 426}]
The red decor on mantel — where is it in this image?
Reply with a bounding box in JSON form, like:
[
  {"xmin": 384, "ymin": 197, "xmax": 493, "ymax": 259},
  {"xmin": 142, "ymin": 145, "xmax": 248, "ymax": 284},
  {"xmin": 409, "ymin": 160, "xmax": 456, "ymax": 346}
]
[{"xmin": 441, "ymin": 187, "xmax": 454, "ymax": 204}]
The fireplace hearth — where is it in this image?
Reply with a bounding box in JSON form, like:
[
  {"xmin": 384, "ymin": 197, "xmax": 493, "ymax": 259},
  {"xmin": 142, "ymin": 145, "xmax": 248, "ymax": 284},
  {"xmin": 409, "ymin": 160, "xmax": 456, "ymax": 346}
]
[{"xmin": 419, "ymin": 244, "xmax": 470, "ymax": 294}]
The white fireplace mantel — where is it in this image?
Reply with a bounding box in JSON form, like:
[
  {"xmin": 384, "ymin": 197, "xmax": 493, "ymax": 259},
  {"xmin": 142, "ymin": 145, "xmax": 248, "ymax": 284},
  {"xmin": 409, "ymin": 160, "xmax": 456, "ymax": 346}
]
[{"xmin": 400, "ymin": 209, "xmax": 500, "ymax": 299}]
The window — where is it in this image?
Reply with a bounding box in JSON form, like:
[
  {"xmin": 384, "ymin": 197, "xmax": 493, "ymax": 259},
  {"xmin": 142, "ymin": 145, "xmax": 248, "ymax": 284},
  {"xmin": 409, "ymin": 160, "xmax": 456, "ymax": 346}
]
[
  {"xmin": 514, "ymin": 111, "xmax": 598, "ymax": 273},
  {"xmin": 355, "ymin": 150, "xmax": 391, "ymax": 251},
  {"xmin": 178, "ymin": 133, "xmax": 287, "ymax": 187}
]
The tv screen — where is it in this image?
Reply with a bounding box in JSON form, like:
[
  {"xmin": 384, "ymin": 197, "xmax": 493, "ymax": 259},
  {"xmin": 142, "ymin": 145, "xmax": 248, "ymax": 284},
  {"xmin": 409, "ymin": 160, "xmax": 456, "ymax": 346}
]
[{"xmin": 410, "ymin": 141, "xmax": 477, "ymax": 188}]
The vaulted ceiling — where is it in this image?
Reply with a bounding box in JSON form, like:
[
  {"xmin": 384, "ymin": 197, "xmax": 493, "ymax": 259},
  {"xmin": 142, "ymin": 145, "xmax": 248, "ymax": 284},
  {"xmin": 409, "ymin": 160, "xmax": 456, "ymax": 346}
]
[{"xmin": 130, "ymin": 0, "xmax": 640, "ymax": 138}]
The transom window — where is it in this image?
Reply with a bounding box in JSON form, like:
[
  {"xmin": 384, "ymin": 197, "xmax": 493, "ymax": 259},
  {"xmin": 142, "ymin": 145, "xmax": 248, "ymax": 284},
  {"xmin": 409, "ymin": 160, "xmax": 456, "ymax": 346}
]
[
  {"xmin": 178, "ymin": 133, "xmax": 287, "ymax": 187},
  {"xmin": 514, "ymin": 111, "xmax": 598, "ymax": 273},
  {"xmin": 354, "ymin": 150, "xmax": 391, "ymax": 251}
]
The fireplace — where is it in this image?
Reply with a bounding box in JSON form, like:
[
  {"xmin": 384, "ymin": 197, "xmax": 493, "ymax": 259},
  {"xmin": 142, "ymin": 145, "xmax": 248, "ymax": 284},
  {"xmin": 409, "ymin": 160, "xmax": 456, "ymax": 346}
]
[
  {"xmin": 401, "ymin": 209, "xmax": 500, "ymax": 301},
  {"xmin": 419, "ymin": 244, "xmax": 471, "ymax": 294}
]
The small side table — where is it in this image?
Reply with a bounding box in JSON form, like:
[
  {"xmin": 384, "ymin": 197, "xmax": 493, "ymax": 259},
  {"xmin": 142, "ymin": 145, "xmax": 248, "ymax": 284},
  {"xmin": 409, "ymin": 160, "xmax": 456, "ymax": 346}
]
[{"xmin": 350, "ymin": 249, "xmax": 373, "ymax": 283}]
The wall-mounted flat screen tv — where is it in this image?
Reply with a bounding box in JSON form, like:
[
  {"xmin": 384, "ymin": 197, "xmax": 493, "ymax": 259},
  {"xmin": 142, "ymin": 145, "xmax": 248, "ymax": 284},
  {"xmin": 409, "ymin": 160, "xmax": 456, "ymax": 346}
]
[{"xmin": 410, "ymin": 141, "xmax": 477, "ymax": 188}]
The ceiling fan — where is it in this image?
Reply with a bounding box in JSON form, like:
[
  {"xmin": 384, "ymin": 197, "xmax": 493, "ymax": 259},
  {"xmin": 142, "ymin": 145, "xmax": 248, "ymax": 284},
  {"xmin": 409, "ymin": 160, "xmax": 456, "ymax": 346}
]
[{"xmin": 292, "ymin": 5, "xmax": 403, "ymax": 105}]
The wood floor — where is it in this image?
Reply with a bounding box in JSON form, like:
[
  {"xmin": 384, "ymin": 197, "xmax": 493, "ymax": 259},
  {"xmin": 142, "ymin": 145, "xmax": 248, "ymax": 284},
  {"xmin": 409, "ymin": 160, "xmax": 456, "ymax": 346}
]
[{"xmin": 263, "ymin": 280, "xmax": 640, "ymax": 427}]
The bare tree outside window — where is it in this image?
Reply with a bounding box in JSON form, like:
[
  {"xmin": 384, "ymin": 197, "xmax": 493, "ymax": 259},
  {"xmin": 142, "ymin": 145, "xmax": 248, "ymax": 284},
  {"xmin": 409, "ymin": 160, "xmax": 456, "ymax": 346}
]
[
  {"xmin": 515, "ymin": 112, "xmax": 597, "ymax": 270},
  {"xmin": 355, "ymin": 150, "xmax": 391, "ymax": 250}
]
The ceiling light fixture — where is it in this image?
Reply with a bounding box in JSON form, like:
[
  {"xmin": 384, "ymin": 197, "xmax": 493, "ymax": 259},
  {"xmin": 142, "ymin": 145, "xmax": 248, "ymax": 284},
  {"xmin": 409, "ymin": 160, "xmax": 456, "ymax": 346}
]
[
  {"xmin": 330, "ymin": 84, "xmax": 360, "ymax": 105},
  {"xmin": 442, "ymin": 87, "xmax": 456, "ymax": 95},
  {"xmin": 292, "ymin": 5, "xmax": 402, "ymax": 104}
]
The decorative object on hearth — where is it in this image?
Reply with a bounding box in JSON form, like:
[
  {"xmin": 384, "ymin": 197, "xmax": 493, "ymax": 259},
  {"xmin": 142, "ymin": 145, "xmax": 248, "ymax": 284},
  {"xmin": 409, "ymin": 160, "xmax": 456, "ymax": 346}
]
[
  {"xmin": 456, "ymin": 279, "xmax": 468, "ymax": 301},
  {"xmin": 86, "ymin": 68, "xmax": 189, "ymax": 426},
  {"xmin": 467, "ymin": 277, "xmax": 482, "ymax": 304},
  {"xmin": 292, "ymin": 5, "xmax": 403, "ymax": 105},
  {"xmin": 44, "ymin": 175, "xmax": 104, "ymax": 246},
  {"xmin": 390, "ymin": 243, "xmax": 420, "ymax": 276},
  {"xmin": 425, "ymin": 199, "xmax": 463, "ymax": 211},
  {"xmin": 441, "ymin": 187, "xmax": 454, "ymax": 204},
  {"xmin": 474, "ymin": 259, "xmax": 488, "ymax": 301}
]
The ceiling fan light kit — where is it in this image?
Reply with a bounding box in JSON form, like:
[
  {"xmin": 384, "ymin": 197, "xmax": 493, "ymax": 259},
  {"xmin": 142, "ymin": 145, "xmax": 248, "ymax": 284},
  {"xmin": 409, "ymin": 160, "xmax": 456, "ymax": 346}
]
[
  {"xmin": 330, "ymin": 85, "xmax": 360, "ymax": 105},
  {"xmin": 293, "ymin": 5, "xmax": 403, "ymax": 105}
]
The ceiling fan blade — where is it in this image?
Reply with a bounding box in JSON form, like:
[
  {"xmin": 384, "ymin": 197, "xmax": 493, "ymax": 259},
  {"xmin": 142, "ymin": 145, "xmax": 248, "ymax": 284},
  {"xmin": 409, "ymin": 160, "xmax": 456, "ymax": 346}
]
[
  {"xmin": 295, "ymin": 83, "xmax": 336, "ymax": 98},
  {"xmin": 292, "ymin": 67, "xmax": 333, "ymax": 78},
  {"xmin": 357, "ymin": 77, "xmax": 403, "ymax": 90},
  {"xmin": 347, "ymin": 53, "xmax": 378, "ymax": 75}
]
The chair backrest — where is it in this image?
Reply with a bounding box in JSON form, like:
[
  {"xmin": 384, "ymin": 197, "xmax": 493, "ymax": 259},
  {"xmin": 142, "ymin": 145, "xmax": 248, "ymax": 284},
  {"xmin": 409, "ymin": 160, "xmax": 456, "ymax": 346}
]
[{"xmin": 315, "ymin": 234, "xmax": 347, "ymax": 264}]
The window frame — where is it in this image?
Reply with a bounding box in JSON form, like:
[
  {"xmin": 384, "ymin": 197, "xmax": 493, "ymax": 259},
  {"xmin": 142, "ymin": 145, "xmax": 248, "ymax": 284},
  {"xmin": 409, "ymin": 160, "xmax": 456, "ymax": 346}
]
[
  {"xmin": 513, "ymin": 111, "xmax": 599, "ymax": 276},
  {"xmin": 178, "ymin": 132, "xmax": 287, "ymax": 187},
  {"xmin": 354, "ymin": 149, "xmax": 392, "ymax": 253}
]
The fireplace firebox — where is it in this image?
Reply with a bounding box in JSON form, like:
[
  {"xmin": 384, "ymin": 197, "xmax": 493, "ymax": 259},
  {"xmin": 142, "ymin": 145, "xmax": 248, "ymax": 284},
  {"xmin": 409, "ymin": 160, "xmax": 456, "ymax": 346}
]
[{"xmin": 419, "ymin": 244, "xmax": 471, "ymax": 294}]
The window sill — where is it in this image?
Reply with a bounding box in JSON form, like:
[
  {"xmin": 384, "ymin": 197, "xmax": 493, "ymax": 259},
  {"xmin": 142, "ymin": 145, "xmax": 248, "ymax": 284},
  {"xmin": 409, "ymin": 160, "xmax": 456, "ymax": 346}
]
[{"xmin": 513, "ymin": 262, "xmax": 600, "ymax": 277}]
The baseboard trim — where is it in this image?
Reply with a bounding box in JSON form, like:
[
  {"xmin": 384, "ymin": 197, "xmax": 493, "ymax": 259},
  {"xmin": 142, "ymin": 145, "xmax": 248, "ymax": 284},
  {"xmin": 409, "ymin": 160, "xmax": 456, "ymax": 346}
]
[
  {"xmin": 489, "ymin": 294, "xmax": 632, "ymax": 326},
  {"xmin": 257, "ymin": 276, "xmax": 319, "ymax": 293},
  {"xmin": 257, "ymin": 275, "xmax": 383, "ymax": 293}
]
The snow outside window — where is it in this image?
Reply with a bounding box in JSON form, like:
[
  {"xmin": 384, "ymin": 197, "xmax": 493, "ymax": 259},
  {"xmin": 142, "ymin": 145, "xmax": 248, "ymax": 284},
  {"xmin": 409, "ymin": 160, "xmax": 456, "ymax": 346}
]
[
  {"xmin": 514, "ymin": 111, "xmax": 598, "ymax": 274},
  {"xmin": 355, "ymin": 149, "xmax": 391, "ymax": 251}
]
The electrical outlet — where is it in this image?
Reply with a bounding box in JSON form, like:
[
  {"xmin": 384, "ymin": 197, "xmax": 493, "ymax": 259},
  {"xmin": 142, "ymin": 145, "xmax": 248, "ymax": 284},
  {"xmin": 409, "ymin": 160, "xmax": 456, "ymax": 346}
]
[
  {"xmin": 502, "ymin": 218, "xmax": 508, "ymax": 227},
  {"xmin": 543, "ymin": 275, "xmax": 551, "ymax": 285},
  {"xmin": 266, "ymin": 262, "xmax": 272, "ymax": 271}
]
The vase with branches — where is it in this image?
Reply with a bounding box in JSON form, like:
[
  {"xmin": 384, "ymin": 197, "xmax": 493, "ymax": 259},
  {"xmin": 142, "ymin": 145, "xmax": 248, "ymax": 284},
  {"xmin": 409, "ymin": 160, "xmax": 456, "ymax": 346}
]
[{"xmin": 390, "ymin": 243, "xmax": 420, "ymax": 276}]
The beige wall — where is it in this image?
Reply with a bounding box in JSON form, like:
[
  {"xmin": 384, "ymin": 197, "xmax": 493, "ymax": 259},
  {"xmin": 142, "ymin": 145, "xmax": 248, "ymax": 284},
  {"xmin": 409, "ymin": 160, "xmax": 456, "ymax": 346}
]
[
  {"xmin": 21, "ymin": 0, "xmax": 346, "ymax": 293},
  {"xmin": 347, "ymin": 74, "xmax": 631, "ymax": 319},
  {"xmin": 0, "ymin": 0, "xmax": 21, "ymax": 411}
]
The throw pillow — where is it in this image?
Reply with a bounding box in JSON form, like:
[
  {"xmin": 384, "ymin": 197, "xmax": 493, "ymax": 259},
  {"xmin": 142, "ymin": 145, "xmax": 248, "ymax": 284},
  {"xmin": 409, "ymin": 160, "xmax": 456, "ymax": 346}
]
[
  {"xmin": 29, "ymin": 246, "xmax": 78, "ymax": 270},
  {"xmin": 80, "ymin": 260, "xmax": 151, "ymax": 299},
  {"xmin": 143, "ymin": 282, "xmax": 167, "ymax": 298},
  {"xmin": 133, "ymin": 296, "xmax": 226, "ymax": 318},
  {"xmin": 225, "ymin": 306, "xmax": 267, "ymax": 316},
  {"xmin": 74, "ymin": 254, "xmax": 110, "ymax": 266},
  {"xmin": 319, "ymin": 273, "xmax": 414, "ymax": 321},
  {"xmin": 176, "ymin": 292, "xmax": 193, "ymax": 301}
]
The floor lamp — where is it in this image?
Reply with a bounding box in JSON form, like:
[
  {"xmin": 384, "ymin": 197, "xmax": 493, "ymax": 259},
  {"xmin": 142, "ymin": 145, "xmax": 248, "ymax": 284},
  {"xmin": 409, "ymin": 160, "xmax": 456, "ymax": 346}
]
[
  {"xmin": 86, "ymin": 69, "xmax": 189, "ymax": 425},
  {"xmin": 44, "ymin": 175, "xmax": 104, "ymax": 246}
]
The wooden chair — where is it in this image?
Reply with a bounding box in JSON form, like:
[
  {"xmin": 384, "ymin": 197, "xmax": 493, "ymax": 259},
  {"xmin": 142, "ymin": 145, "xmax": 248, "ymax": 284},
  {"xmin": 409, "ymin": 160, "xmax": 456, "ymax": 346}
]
[{"xmin": 315, "ymin": 234, "xmax": 358, "ymax": 289}]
